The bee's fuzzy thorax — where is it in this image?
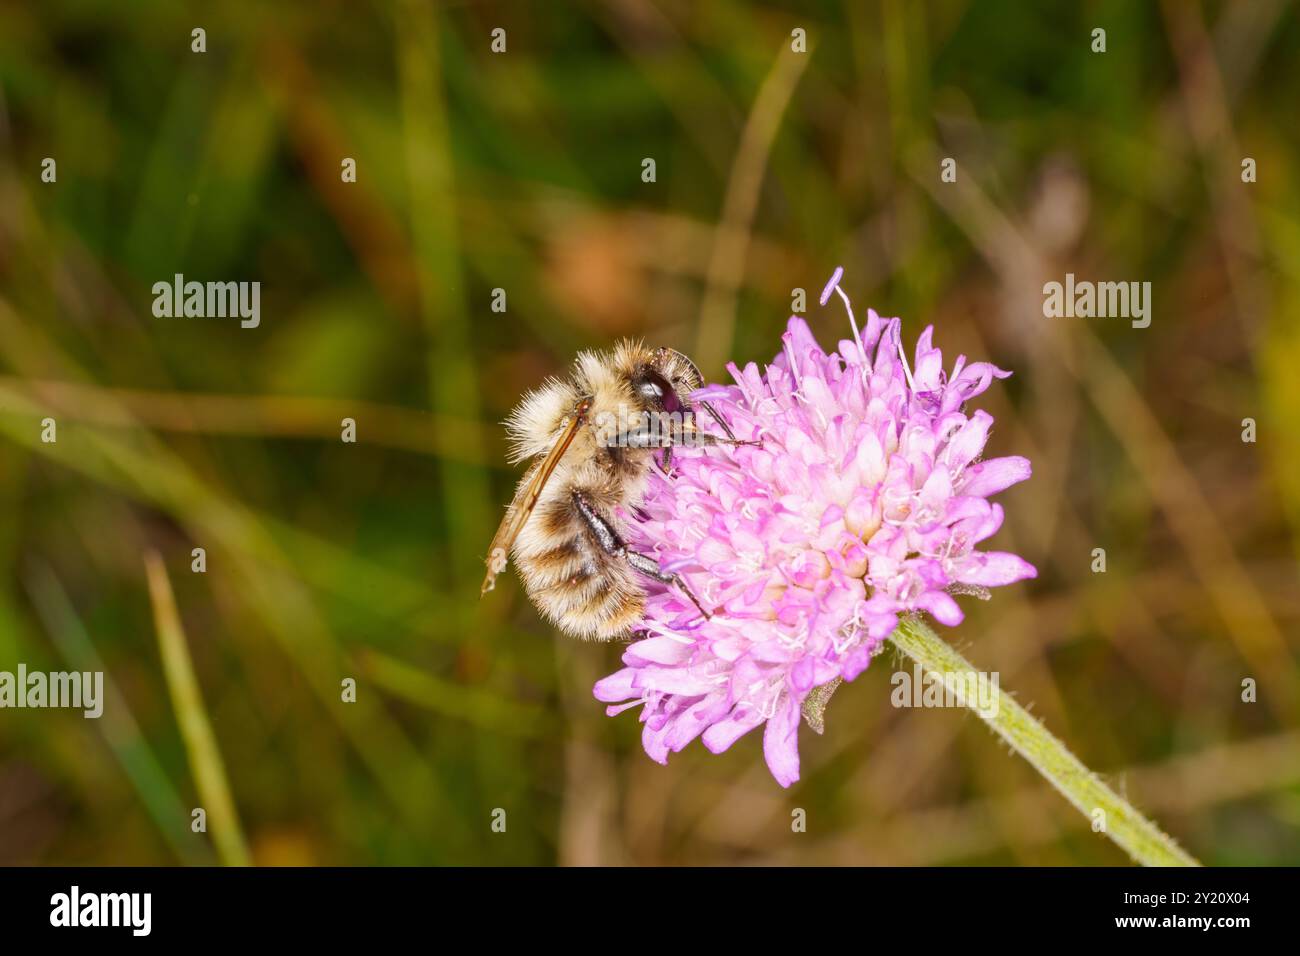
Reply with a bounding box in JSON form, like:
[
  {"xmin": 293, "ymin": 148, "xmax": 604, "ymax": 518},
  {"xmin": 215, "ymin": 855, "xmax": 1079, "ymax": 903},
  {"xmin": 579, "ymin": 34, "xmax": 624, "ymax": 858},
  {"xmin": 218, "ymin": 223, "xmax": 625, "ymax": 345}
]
[
  {"xmin": 504, "ymin": 375, "xmax": 578, "ymax": 464},
  {"xmin": 577, "ymin": 343, "xmax": 640, "ymax": 415}
]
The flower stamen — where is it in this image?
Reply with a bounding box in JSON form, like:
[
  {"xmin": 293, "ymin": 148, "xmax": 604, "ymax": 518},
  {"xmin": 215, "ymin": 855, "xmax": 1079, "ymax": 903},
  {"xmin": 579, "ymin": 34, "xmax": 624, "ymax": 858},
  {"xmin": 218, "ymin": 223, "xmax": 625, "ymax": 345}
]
[{"xmin": 821, "ymin": 265, "xmax": 870, "ymax": 377}]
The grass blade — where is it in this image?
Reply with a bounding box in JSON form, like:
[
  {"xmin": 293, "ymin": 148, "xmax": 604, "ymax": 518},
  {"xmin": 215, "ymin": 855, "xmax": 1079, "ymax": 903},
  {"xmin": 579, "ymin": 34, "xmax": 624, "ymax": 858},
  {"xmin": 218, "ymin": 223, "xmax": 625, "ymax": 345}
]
[{"xmin": 144, "ymin": 550, "xmax": 252, "ymax": 867}]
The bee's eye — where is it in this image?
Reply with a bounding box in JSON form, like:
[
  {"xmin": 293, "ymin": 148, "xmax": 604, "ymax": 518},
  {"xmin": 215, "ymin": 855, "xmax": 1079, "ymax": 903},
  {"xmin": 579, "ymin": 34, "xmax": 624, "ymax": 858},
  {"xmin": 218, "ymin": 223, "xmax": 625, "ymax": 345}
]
[{"xmin": 633, "ymin": 368, "xmax": 680, "ymax": 413}]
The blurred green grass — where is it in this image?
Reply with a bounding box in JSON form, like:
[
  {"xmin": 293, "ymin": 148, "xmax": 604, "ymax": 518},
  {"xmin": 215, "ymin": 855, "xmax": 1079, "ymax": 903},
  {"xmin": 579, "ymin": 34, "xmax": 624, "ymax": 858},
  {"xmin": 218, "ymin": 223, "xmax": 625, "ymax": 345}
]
[{"xmin": 1, "ymin": 0, "xmax": 1298, "ymax": 865}]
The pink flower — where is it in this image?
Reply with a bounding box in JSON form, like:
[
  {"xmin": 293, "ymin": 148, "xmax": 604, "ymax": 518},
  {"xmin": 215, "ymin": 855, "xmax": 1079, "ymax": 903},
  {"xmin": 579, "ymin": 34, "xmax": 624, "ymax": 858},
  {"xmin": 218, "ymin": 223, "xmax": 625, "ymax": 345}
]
[{"xmin": 594, "ymin": 269, "xmax": 1036, "ymax": 787}]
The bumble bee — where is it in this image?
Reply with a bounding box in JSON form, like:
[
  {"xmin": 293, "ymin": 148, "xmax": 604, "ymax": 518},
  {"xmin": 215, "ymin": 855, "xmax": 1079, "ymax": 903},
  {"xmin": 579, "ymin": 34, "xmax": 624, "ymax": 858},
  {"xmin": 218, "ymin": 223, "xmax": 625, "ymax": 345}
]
[{"xmin": 480, "ymin": 343, "xmax": 753, "ymax": 639}]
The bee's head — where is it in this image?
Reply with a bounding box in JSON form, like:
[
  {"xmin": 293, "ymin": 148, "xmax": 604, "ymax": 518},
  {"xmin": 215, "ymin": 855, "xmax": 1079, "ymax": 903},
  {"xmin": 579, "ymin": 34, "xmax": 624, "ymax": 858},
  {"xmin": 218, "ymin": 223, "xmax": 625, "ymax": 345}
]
[
  {"xmin": 631, "ymin": 346, "xmax": 703, "ymax": 414},
  {"xmin": 631, "ymin": 364, "xmax": 682, "ymax": 414}
]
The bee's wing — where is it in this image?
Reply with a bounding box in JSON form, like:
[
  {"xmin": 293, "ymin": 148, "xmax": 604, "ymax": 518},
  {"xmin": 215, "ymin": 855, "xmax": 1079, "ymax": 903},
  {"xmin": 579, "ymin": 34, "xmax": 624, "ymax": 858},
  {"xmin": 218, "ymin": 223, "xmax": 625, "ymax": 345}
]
[{"xmin": 481, "ymin": 404, "xmax": 588, "ymax": 596}]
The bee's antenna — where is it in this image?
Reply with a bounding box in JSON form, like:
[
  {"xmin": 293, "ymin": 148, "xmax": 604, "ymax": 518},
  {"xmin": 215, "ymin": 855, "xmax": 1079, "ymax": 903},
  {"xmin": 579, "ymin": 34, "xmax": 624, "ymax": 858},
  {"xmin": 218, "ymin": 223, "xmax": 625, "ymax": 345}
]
[{"xmin": 658, "ymin": 346, "xmax": 707, "ymax": 390}]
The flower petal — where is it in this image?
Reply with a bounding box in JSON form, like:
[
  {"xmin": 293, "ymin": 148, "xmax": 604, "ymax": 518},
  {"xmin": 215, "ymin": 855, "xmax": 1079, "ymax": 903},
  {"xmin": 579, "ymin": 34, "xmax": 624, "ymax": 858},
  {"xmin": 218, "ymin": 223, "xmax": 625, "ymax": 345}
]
[
  {"xmin": 960, "ymin": 456, "xmax": 1031, "ymax": 497},
  {"xmin": 762, "ymin": 696, "xmax": 802, "ymax": 787},
  {"xmin": 957, "ymin": 551, "xmax": 1038, "ymax": 587}
]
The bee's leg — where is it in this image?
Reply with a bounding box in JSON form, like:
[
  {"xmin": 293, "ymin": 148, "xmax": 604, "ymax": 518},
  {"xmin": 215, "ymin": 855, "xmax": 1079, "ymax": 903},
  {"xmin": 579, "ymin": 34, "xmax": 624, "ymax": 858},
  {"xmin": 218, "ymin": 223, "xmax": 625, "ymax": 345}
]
[
  {"xmin": 623, "ymin": 426, "xmax": 677, "ymax": 475},
  {"xmin": 572, "ymin": 490, "xmax": 712, "ymax": 620},
  {"xmin": 623, "ymin": 549, "xmax": 712, "ymax": 620},
  {"xmin": 658, "ymin": 444, "xmax": 674, "ymax": 476},
  {"xmin": 683, "ymin": 431, "xmax": 761, "ymax": 449}
]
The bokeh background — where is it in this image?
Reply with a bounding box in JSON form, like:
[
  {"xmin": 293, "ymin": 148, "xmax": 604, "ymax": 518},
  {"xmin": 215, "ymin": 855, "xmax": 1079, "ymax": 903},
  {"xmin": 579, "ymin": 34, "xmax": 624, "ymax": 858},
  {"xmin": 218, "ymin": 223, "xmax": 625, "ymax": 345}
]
[{"xmin": 1, "ymin": 0, "xmax": 1298, "ymax": 866}]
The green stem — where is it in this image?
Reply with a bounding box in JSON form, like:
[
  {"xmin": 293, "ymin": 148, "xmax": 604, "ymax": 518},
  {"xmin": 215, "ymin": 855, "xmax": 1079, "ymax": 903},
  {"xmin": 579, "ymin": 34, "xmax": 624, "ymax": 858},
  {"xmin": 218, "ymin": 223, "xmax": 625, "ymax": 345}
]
[{"xmin": 889, "ymin": 615, "xmax": 1200, "ymax": 866}]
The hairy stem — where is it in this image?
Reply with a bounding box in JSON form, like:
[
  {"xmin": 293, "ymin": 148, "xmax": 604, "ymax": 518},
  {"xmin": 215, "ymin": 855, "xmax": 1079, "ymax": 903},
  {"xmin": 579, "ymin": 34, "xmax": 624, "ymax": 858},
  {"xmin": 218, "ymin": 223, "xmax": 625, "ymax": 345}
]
[{"xmin": 889, "ymin": 615, "xmax": 1200, "ymax": 866}]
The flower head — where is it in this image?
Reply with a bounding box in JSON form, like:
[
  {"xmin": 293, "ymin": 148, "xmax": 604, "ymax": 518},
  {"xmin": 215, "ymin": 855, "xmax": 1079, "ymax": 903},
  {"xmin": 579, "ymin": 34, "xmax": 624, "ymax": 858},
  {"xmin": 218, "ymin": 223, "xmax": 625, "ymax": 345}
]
[{"xmin": 594, "ymin": 270, "xmax": 1036, "ymax": 786}]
